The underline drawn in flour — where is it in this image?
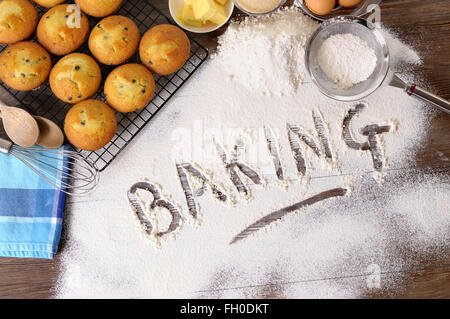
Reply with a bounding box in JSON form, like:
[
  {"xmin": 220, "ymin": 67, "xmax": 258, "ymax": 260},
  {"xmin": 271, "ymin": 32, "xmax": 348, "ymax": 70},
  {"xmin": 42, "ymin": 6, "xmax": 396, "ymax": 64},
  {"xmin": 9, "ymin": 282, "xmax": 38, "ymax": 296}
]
[
  {"xmin": 216, "ymin": 139, "xmax": 262, "ymax": 196},
  {"xmin": 176, "ymin": 162, "xmax": 228, "ymax": 219},
  {"xmin": 127, "ymin": 181, "xmax": 183, "ymax": 238},
  {"xmin": 230, "ymin": 188, "xmax": 349, "ymax": 245},
  {"xmin": 343, "ymin": 103, "xmax": 392, "ymax": 172}
]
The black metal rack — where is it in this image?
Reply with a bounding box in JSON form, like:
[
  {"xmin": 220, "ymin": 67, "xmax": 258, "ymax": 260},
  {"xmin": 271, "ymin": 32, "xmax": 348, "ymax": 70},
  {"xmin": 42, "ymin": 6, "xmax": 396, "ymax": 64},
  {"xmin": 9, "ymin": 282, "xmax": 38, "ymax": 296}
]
[{"xmin": 0, "ymin": 0, "xmax": 209, "ymax": 171}]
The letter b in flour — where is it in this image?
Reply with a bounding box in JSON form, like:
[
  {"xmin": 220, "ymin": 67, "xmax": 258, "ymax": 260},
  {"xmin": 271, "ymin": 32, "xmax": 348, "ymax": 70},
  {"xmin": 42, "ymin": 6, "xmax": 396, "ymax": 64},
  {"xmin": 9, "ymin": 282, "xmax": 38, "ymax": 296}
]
[{"xmin": 127, "ymin": 182, "xmax": 182, "ymax": 237}]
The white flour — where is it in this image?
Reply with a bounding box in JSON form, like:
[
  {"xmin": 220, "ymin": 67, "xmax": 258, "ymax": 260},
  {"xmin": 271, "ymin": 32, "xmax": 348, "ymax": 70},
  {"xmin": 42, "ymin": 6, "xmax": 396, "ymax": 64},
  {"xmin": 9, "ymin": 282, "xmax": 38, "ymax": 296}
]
[
  {"xmin": 217, "ymin": 9, "xmax": 318, "ymax": 96},
  {"xmin": 56, "ymin": 7, "xmax": 449, "ymax": 298},
  {"xmin": 317, "ymin": 33, "xmax": 378, "ymax": 89}
]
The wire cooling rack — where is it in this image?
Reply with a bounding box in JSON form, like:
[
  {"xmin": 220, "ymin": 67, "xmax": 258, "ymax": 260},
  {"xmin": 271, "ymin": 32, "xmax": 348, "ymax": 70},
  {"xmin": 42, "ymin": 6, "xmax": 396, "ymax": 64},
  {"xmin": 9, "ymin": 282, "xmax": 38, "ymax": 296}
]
[{"xmin": 0, "ymin": 0, "xmax": 208, "ymax": 171}]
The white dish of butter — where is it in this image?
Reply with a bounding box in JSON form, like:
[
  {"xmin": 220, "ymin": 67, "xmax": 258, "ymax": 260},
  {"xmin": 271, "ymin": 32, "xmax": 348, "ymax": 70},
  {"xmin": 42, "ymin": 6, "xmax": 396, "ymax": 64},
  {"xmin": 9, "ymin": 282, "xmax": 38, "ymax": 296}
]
[
  {"xmin": 169, "ymin": 0, "xmax": 234, "ymax": 34},
  {"xmin": 234, "ymin": 0, "xmax": 286, "ymax": 15}
]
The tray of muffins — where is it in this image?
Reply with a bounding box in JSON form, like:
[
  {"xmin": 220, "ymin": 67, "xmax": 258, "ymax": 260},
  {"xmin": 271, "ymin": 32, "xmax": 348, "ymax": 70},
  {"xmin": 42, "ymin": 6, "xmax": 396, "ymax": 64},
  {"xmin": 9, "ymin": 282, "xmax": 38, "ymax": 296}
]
[{"xmin": 0, "ymin": 0, "xmax": 209, "ymax": 171}]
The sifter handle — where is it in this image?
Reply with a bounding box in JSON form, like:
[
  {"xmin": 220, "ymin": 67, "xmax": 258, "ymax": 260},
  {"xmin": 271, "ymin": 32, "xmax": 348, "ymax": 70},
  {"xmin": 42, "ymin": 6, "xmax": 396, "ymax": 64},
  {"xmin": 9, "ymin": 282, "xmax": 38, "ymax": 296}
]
[{"xmin": 405, "ymin": 83, "xmax": 450, "ymax": 115}]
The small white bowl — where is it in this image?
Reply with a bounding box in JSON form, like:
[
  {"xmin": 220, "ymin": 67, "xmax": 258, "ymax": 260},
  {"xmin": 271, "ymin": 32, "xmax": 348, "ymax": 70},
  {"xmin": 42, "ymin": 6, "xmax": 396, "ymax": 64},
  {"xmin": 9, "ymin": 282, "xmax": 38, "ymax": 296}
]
[{"xmin": 169, "ymin": 0, "xmax": 234, "ymax": 33}]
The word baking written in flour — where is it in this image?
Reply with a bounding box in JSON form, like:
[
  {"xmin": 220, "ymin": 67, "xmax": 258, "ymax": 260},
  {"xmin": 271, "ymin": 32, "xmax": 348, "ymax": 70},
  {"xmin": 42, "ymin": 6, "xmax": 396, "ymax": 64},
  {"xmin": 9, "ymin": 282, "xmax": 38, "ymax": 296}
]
[
  {"xmin": 180, "ymin": 303, "xmax": 270, "ymax": 316},
  {"xmin": 127, "ymin": 103, "xmax": 393, "ymax": 244}
]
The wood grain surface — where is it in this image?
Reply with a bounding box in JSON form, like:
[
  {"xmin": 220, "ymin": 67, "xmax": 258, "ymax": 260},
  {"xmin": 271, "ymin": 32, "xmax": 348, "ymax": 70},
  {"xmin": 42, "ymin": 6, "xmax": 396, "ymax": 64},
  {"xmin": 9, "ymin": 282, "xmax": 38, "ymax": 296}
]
[{"xmin": 0, "ymin": 0, "xmax": 449, "ymax": 299}]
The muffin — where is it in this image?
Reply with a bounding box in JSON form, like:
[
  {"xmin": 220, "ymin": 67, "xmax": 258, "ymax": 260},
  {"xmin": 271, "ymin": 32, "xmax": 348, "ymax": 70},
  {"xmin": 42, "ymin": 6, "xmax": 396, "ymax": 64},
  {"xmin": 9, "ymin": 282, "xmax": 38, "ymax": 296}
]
[
  {"xmin": 32, "ymin": 0, "xmax": 66, "ymax": 7},
  {"xmin": 139, "ymin": 24, "xmax": 190, "ymax": 75},
  {"xmin": 75, "ymin": 0, "xmax": 123, "ymax": 18},
  {"xmin": 37, "ymin": 4, "xmax": 90, "ymax": 55},
  {"xmin": 104, "ymin": 63, "xmax": 155, "ymax": 113},
  {"xmin": 64, "ymin": 99, "xmax": 117, "ymax": 151},
  {"xmin": 50, "ymin": 53, "xmax": 101, "ymax": 104},
  {"xmin": 0, "ymin": 0, "xmax": 39, "ymax": 44},
  {"xmin": 89, "ymin": 15, "xmax": 140, "ymax": 66},
  {"xmin": 0, "ymin": 41, "xmax": 52, "ymax": 91}
]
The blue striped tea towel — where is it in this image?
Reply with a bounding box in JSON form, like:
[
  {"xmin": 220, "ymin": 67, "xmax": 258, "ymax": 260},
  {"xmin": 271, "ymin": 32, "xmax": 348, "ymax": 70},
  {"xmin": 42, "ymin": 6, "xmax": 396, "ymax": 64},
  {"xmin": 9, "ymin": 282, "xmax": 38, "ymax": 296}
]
[{"xmin": 0, "ymin": 145, "xmax": 67, "ymax": 259}]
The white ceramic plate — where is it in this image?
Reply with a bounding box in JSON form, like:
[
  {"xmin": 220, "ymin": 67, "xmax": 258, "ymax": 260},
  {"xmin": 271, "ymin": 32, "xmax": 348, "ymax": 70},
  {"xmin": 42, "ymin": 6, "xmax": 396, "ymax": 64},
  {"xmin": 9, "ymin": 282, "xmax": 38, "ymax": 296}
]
[{"xmin": 169, "ymin": 0, "xmax": 234, "ymax": 33}]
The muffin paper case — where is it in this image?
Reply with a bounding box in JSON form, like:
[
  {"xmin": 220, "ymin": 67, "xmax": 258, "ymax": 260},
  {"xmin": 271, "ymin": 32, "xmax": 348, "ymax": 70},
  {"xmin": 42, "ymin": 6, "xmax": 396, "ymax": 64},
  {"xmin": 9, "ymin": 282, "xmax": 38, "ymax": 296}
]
[{"xmin": 0, "ymin": 142, "xmax": 68, "ymax": 259}]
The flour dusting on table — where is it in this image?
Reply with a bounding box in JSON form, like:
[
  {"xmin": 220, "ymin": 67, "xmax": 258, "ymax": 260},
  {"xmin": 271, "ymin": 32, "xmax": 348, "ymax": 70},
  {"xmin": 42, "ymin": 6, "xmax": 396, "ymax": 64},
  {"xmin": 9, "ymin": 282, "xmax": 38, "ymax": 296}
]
[
  {"xmin": 56, "ymin": 8, "xmax": 449, "ymax": 299},
  {"xmin": 217, "ymin": 9, "xmax": 318, "ymax": 96}
]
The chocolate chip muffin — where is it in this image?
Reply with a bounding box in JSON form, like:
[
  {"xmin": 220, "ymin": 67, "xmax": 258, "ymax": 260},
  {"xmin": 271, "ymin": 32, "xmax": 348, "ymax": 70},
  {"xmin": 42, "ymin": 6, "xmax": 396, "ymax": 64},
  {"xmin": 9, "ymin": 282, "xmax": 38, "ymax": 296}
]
[
  {"xmin": 50, "ymin": 53, "xmax": 101, "ymax": 104},
  {"xmin": 0, "ymin": 0, "xmax": 39, "ymax": 44},
  {"xmin": 104, "ymin": 63, "xmax": 155, "ymax": 113},
  {"xmin": 75, "ymin": 0, "xmax": 123, "ymax": 18},
  {"xmin": 32, "ymin": 0, "xmax": 66, "ymax": 8},
  {"xmin": 64, "ymin": 99, "xmax": 117, "ymax": 151},
  {"xmin": 139, "ymin": 24, "xmax": 190, "ymax": 75},
  {"xmin": 0, "ymin": 41, "xmax": 52, "ymax": 91},
  {"xmin": 89, "ymin": 15, "xmax": 140, "ymax": 66},
  {"xmin": 37, "ymin": 4, "xmax": 90, "ymax": 55}
]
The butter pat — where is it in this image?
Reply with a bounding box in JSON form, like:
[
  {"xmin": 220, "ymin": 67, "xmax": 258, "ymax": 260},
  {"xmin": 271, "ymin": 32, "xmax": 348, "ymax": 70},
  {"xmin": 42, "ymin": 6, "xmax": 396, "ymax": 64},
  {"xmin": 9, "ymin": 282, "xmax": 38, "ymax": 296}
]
[
  {"xmin": 192, "ymin": 0, "xmax": 215, "ymax": 21},
  {"xmin": 209, "ymin": 4, "xmax": 227, "ymax": 25},
  {"xmin": 178, "ymin": 0, "xmax": 229, "ymax": 27},
  {"xmin": 178, "ymin": 4, "xmax": 203, "ymax": 27}
]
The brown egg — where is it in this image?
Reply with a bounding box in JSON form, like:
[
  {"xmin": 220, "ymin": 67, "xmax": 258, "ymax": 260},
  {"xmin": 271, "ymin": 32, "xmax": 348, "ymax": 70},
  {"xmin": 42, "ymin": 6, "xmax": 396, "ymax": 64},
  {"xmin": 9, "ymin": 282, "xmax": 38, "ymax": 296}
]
[
  {"xmin": 338, "ymin": 0, "xmax": 362, "ymax": 7},
  {"xmin": 305, "ymin": 0, "xmax": 336, "ymax": 15}
]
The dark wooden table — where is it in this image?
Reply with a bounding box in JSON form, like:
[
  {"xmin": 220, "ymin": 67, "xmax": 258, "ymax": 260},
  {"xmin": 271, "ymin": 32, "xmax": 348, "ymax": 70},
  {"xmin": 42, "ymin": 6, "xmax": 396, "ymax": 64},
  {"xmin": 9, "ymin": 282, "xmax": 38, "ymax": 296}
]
[{"xmin": 0, "ymin": 0, "xmax": 449, "ymax": 299}]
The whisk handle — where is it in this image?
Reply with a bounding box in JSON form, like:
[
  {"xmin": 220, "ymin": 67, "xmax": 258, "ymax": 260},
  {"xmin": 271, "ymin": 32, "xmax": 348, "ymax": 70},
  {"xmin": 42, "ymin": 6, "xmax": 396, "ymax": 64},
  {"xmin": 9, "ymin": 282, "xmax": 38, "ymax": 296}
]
[{"xmin": 0, "ymin": 137, "xmax": 12, "ymax": 154}]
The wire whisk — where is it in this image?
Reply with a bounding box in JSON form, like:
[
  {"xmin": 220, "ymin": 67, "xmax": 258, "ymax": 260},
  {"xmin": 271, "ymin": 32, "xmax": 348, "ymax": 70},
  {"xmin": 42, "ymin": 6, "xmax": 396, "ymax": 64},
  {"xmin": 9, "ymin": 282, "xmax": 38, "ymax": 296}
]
[{"xmin": 0, "ymin": 137, "xmax": 98, "ymax": 195}]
